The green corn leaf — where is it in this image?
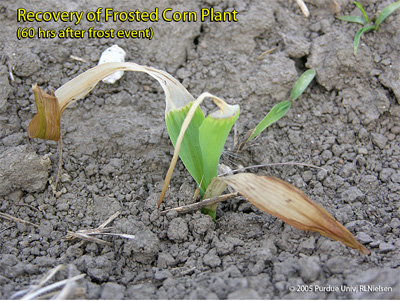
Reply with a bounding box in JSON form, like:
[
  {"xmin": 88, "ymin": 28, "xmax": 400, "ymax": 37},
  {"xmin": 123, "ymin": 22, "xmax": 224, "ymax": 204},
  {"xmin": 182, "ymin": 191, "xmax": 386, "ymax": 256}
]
[
  {"xmin": 249, "ymin": 100, "xmax": 291, "ymax": 140},
  {"xmin": 336, "ymin": 15, "xmax": 367, "ymax": 25},
  {"xmin": 199, "ymin": 101, "xmax": 239, "ymax": 191},
  {"xmin": 354, "ymin": 1, "xmax": 370, "ymax": 23},
  {"xmin": 197, "ymin": 100, "xmax": 239, "ymax": 219},
  {"xmin": 290, "ymin": 69, "xmax": 316, "ymax": 101},
  {"xmin": 375, "ymin": 1, "xmax": 400, "ymax": 29},
  {"xmin": 166, "ymin": 103, "xmax": 205, "ymax": 187},
  {"xmin": 159, "ymin": 92, "xmax": 240, "ymax": 206},
  {"xmin": 354, "ymin": 25, "xmax": 376, "ymax": 54}
]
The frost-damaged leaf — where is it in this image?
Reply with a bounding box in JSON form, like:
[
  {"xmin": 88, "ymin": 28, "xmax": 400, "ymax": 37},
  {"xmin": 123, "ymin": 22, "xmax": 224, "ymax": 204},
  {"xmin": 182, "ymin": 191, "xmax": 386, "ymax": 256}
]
[
  {"xmin": 29, "ymin": 62, "xmax": 196, "ymax": 137},
  {"xmin": 28, "ymin": 84, "xmax": 61, "ymax": 141},
  {"xmin": 52, "ymin": 62, "xmax": 194, "ymax": 113},
  {"xmin": 221, "ymin": 173, "xmax": 370, "ymax": 255}
]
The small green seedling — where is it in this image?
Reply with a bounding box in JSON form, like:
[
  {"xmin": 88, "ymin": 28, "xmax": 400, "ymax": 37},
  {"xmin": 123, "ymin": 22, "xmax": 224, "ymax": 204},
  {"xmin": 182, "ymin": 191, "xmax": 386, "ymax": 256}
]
[{"xmin": 337, "ymin": 1, "xmax": 400, "ymax": 54}]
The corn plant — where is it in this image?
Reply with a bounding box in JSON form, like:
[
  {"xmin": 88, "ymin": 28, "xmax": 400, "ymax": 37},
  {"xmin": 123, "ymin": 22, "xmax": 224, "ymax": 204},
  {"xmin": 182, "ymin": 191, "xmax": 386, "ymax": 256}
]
[
  {"xmin": 337, "ymin": 1, "xmax": 400, "ymax": 54},
  {"xmin": 28, "ymin": 63, "xmax": 370, "ymax": 254},
  {"xmin": 158, "ymin": 69, "xmax": 316, "ymax": 219}
]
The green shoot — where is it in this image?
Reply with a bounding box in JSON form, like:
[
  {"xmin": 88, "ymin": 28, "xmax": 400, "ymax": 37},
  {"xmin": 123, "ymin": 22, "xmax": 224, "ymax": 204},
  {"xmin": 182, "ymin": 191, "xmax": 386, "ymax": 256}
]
[
  {"xmin": 375, "ymin": 1, "xmax": 400, "ymax": 29},
  {"xmin": 249, "ymin": 69, "xmax": 315, "ymax": 141},
  {"xmin": 336, "ymin": 15, "xmax": 367, "ymax": 25},
  {"xmin": 337, "ymin": 1, "xmax": 400, "ymax": 54},
  {"xmin": 354, "ymin": 25, "xmax": 377, "ymax": 54},
  {"xmin": 249, "ymin": 101, "xmax": 291, "ymax": 140},
  {"xmin": 354, "ymin": 1, "xmax": 370, "ymax": 23},
  {"xmin": 290, "ymin": 69, "xmax": 316, "ymax": 101}
]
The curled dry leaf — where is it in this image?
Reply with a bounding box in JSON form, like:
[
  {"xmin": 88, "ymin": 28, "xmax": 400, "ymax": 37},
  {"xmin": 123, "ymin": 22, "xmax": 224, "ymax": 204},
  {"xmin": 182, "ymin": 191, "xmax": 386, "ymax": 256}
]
[
  {"xmin": 28, "ymin": 62, "xmax": 195, "ymax": 142},
  {"xmin": 220, "ymin": 173, "xmax": 370, "ymax": 255},
  {"xmin": 28, "ymin": 84, "xmax": 61, "ymax": 141}
]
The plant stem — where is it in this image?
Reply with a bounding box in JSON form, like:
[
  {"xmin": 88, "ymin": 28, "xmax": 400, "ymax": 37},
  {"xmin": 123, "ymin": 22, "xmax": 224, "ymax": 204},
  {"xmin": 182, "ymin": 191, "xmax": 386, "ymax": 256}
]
[{"xmin": 160, "ymin": 192, "xmax": 239, "ymax": 216}]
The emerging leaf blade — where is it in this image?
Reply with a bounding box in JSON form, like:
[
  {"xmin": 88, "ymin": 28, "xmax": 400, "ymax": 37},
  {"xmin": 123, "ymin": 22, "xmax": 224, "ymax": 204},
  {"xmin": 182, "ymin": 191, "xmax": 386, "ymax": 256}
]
[
  {"xmin": 290, "ymin": 69, "xmax": 316, "ymax": 101},
  {"xmin": 375, "ymin": 1, "xmax": 400, "ymax": 29},
  {"xmin": 354, "ymin": 1, "xmax": 370, "ymax": 23},
  {"xmin": 159, "ymin": 92, "xmax": 239, "ymax": 207},
  {"xmin": 336, "ymin": 15, "xmax": 367, "ymax": 25},
  {"xmin": 354, "ymin": 25, "xmax": 376, "ymax": 54},
  {"xmin": 199, "ymin": 101, "xmax": 239, "ymax": 191},
  {"xmin": 222, "ymin": 173, "xmax": 371, "ymax": 255},
  {"xmin": 166, "ymin": 103, "xmax": 205, "ymax": 188},
  {"xmin": 249, "ymin": 100, "xmax": 291, "ymax": 140}
]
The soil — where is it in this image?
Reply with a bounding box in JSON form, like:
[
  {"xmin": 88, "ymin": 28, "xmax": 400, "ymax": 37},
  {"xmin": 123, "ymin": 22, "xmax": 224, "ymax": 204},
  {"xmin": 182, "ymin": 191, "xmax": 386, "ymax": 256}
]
[{"xmin": 1, "ymin": 0, "xmax": 400, "ymax": 299}]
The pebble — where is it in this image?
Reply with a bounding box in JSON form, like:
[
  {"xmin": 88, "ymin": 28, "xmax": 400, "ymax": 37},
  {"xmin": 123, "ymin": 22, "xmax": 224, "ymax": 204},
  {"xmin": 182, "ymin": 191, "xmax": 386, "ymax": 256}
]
[
  {"xmin": 100, "ymin": 282, "xmax": 126, "ymax": 300},
  {"xmin": 371, "ymin": 133, "xmax": 388, "ymax": 149},
  {"xmin": 298, "ymin": 237, "xmax": 316, "ymax": 255},
  {"xmin": 167, "ymin": 218, "xmax": 188, "ymax": 241},
  {"xmin": 203, "ymin": 249, "xmax": 221, "ymax": 268},
  {"xmin": 87, "ymin": 268, "xmax": 109, "ymax": 282},
  {"xmin": 332, "ymin": 144, "xmax": 344, "ymax": 156},
  {"xmin": 356, "ymin": 232, "xmax": 373, "ymax": 244},
  {"xmin": 358, "ymin": 128, "xmax": 369, "ymax": 139},
  {"xmin": 299, "ymin": 256, "xmax": 321, "ymax": 282},
  {"xmin": 380, "ymin": 168, "xmax": 395, "ymax": 182},
  {"xmin": 321, "ymin": 149, "xmax": 333, "ymax": 161},
  {"xmin": 32, "ymin": 256, "xmax": 56, "ymax": 267},
  {"xmin": 391, "ymin": 173, "xmax": 400, "ymax": 183},
  {"xmin": 0, "ymin": 145, "xmax": 51, "ymax": 196},
  {"xmin": 154, "ymin": 268, "xmax": 173, "ymax": 281},
  {"xmin": 390, "ymin": 125, "xmax": 400, "ymax": 134},
  {"xmin": 325, "ymin": 256, "xmax": 351, "ymax": 274},
  {"xmin": 157, "ymin": 252, "xmax": 176, "ymax": 268},
  {"xmin": 379, "ymin": 242, "xmax": 396, "ymax": 253},
  {"xmin": 122, "ymin": 229, "xmax": 160, "ymax": 264},
  {"xmin": 302, "ymin": 170, "xmax": 313, "ymax": 183},
  {"xmin": 215, "ymin": 239, "xmax": 234, "ymax": 256},
  {"xmin": 317, "ymin": 169, "xmax": 328, "ymax": 181},
  {"xmin": 192, "ymin": 214, "xmax": 214, "ymax": 235},
  {"xmin": 341, "ymin": 187, "xmax": 363, "ymax": 202},
  {"xmin": 357, "ymin": 147, "xmax": 368, "ymax": 155}
]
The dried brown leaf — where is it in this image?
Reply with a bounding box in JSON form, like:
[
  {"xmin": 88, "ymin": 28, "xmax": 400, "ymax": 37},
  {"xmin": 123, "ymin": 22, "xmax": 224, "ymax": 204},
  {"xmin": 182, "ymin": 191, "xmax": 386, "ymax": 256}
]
[
  {"xmin": 222, "ymin": 173, "xmax": 370, "ymax": 255},
  {"xmin": 28, "ymin": 84, "xmax": 61, "ymax": 141}
]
